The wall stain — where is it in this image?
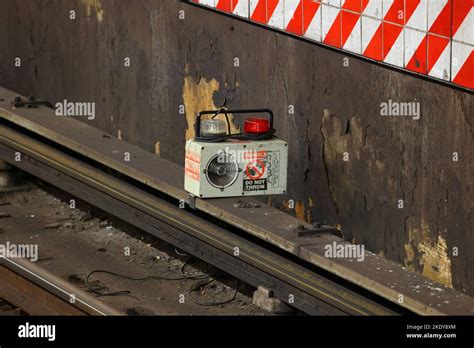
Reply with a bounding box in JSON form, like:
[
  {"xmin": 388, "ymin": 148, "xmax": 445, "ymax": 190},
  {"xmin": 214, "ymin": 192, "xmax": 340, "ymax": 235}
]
[
  {"xmin": 407, "ymin": 221, "xmax": 453, "ymax": 288},
  {"xmin": 3, "ymin": 0, "xmax": 471, "ymax": 295},
  {"xmin": 82, "ymin": 0, "xmax": 104, "ymax": 22},
  {"xmin": 321, "ymin": 110, "xmax": 365, "ymax": 214},
  {"xmin": 182, "ymin": 66, "xmax": 238, "ymax": 140},
  {"xmin": 418, "ymin": 235, "xmax": 453, "ymax": 288},
  {"xmin": 404, "ymin": 243, "xmax": 416, "ymax": 271},
  {"xmin": 295, "ymin": 201, "xmax": 305, "ymax": 221},
  {"xmin": 155, "ymin": 141, "xmax": 160, "ymax": 157},
  {"xmin": 307, "ymin": 196, "xmax": 314, "ymax": 222}
]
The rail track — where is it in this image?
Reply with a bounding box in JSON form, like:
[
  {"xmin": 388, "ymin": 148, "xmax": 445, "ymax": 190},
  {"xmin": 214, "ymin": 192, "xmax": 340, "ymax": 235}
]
[
  {"xmin": 0, "ymin": 124, "xmax": 395, "ymax": 315},
  {"xmin": 0, "ymin": 257, "xmax": 120, "ymax": 316},
  {"xmin": 1, "ymin": 86, "xmax": 473, "ymax": 315}
]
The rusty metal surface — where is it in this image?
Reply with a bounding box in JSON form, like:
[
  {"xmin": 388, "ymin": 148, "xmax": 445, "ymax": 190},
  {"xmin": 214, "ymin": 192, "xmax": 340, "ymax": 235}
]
[
  {"xmin": 0, "ymin": 258, "xmax": 120, "ymax": 316},
  {"xmin": 0, "ymin": 0, "xmax": 472, "ymax": 299},
  {"xmin": 0, "ymin": 265, "xmax": 85, "ymax": 315},
  {"xmin": 1, "ymin": 96, "xmax": 473, "ymax": 314}
]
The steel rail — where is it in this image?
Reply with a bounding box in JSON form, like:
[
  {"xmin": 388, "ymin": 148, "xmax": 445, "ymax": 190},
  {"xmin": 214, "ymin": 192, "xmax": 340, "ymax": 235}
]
[{"xmin": 0, "ymin": 257, "xmax": 121, "ymax": 316}]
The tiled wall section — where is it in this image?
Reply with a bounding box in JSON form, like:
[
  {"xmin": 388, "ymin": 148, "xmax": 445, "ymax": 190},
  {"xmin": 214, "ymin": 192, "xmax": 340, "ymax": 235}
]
[{"xmin": 193, "ymin": 0, "xmax": 474, "ymax": 90}]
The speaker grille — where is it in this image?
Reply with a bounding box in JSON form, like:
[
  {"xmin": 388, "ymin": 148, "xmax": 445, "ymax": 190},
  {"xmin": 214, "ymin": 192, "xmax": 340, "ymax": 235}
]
[{"xmin": 205, "ymin": 153, "xmax": 239, "ymax": 188}]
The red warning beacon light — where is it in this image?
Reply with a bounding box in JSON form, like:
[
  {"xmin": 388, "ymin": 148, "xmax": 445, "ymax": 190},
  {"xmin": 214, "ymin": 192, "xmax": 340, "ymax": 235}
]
[
  {"xmin": 185, "ymin": 108, "xmax": 287, "ymax": 198},
  {"xmin": 243, "ymin": 117, "xmax": 271, "ymax": 134}
]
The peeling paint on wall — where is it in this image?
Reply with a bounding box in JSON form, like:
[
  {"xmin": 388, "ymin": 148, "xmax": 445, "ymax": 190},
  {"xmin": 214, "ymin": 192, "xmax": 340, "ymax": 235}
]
[
  {"xmin": 82, "ymin": 0, "xmax": 104, "ymax": 22},
  {"xmin": 418, "ymin": 235, "xmax": 453, "ymax": 288},
  {"xmin": 321, "ymin": 112, "xmax": 364, "ymax": 164},
  {"xmin": 2, "ymin": 0, "xmax": 471, "ymax": 296},
  {"xmin": 407, "ymin": 221, "xmax": 453, "ymax": 288},
  {"xmin": 320, "ymin": 110, "xmax": 366, "ymax": 214},
  {"xmin": 183, "ymin": 72, "xmax": 220, "ymax": 140},
  {"xmin": 182, "ymin": 66, "xmax": 238, "ymax": 140}
]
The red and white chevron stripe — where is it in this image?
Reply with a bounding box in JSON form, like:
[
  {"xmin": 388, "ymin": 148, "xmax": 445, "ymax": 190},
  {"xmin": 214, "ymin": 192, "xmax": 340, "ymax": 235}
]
[{"xmin": 194, "ymin": 0, "xmax": 474, "ymax": 90}]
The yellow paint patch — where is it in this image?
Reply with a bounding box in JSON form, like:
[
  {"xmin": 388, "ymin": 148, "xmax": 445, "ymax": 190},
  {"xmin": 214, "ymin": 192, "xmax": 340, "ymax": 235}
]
[
  {"xmin": 407, "ymin": 220, "xmax": 453, "ymax": 287},
  {"xmin": 183, "ymin": 66, "xmax": 238, "ymax": 140},
  {"xmin": 155, "ymin": 142, "xmax": 160, "ymax": 157},
  {"xmin": 417, "ymin": 236, "xmax": 453, "ymax": 288},
  {"xmin": 82, "ymin": 0, "xmax": 104, "ymax": 22}
]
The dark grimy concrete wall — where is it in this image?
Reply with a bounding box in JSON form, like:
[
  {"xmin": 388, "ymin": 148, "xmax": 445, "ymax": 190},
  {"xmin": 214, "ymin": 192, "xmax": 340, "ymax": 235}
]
[{"xmin": 0, "ymin": 0, "xmax": 472, "ymax": 295}]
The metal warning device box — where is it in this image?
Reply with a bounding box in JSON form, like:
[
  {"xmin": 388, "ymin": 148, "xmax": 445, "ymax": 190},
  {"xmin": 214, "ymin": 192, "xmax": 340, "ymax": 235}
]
[{"xmin": 184, "ymin": 109, "xmax": 288, "ymax": 198}]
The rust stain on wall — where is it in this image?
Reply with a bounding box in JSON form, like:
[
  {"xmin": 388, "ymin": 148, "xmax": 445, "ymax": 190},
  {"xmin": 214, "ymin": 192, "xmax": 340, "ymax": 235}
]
[{"xmin": 294, "ymin": 201, "xmax": 305, "ymax": 221}]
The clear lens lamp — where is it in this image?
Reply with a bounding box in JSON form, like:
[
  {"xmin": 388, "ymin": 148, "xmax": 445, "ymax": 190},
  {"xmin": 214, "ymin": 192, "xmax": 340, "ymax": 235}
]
[{"xmin": 201, "ymin": 119, "xmax": 227, "ymax": 137}]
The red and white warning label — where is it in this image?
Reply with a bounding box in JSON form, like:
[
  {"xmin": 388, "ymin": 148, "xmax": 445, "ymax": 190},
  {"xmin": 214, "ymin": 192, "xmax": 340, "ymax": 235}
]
[
  {"xmin": 243, "ymin": 150, "xmax": 281, "ymax": 192},
  {"xmin": 185, "ymin": 152, "xmax": 200, "ymax": 181},
  {"xmin": 245, "ymin": 159, "xmax": 266, "ymax": 179},
  {"xmin": 243, "ymin": 158, "xmax": 267, "ymax": 191}
]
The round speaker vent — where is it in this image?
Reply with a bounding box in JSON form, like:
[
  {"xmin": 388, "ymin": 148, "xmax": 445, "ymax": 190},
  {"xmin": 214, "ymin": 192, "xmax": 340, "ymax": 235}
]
[{"xmin": 205, "ymin": 153, "xmax": 239, "ymax": 189}]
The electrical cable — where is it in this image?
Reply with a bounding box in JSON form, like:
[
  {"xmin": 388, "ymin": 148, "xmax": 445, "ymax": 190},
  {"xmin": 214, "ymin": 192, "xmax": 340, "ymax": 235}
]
[
  {"xmin": 84, "ymin": 257, "xmax": 237, "ymax": 307},
  {"xmin": 194, "ymin": 129, "xmax": 276, "ymax": 142},
  {"xmin": 194, "ymin": 108, "xmax": 276, "ymax": 142},
  {"xmin": 174, "ymin": 248, "xmax": 188, "ymax": 256},
  {"xmin": 84, "ymin": 269, "xmax": 190, "ymax": 297}
]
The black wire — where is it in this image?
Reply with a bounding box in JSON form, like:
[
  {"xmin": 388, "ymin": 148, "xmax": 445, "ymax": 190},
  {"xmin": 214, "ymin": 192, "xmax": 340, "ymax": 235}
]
[
  {"xmin": 84, "ymin": 269, "xmax": 190, "ymax": 297},
  {"xmin": 211, "ymin": 111, "xmax": 232, "ymax": 136},
  {"xmin": 197, "ymin": 108, "xmax": 276, "ymax": 142},
  {"xmin": 194, "ymin": 129, "xmax": 276, "ymax": 142},
  {"xmin": 84, "ymin": 257, "xmax": 233, "ymax": 307}
]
